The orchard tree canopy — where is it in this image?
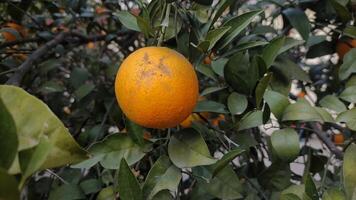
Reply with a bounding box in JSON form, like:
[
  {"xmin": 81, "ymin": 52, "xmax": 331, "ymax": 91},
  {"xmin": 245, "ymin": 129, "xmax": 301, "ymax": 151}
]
[{"xmin": 0, "ymin": 0, "xmax": 356, "ymax": 199}]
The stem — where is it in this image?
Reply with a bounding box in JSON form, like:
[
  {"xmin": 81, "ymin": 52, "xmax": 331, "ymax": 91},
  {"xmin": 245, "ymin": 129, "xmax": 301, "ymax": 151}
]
[
  {"xmin": 320, "ymin": 155, "xmax": 332, "ymax": 193},
  {"xmin": 157, "ymin": 3, "xmax": 171, "ymax": 46}
]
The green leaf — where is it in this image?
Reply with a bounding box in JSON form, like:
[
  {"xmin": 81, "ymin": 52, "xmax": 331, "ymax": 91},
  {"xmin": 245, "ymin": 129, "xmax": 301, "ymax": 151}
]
[
  {"xmin": 0, "ymin": 99, "xmax": 18, "ymax": 170},
  {"xmin": 322, "ymin": 188, "xmax": 346, "ymax": 200},
  {"xmin": 0, "ymin": 169, "xmax": 19, "ymax": 200},
  {"xmin": 143, "ymin": 156, "xmax": 181, "ymax": 199},
  {"xmin": 306, "ymin": 41, "xmax": 334, "ymax": 58},
  {"xmin": 205, "ymin": 0, "xmax": 235, "ymax": 31},
  {"xmin": 70, "ymin": 67, "xmax": 90, "ymax": 88},
  {"xmin": 49, "ymin": 184, "xmax": 86, "ymax": 200},
  {"xmin": 222, "ymin": 41, "xmax": 269, "ymax": 57},
  {"xmin": 238, "ymin": 110, "xmax": 264, "ymax": 131},
  {"xmin": 282, "ymin": 99, "xmax": 334, "ymax": 123},
  {"xmin": 168, "ymin": 128, "xmax": 216, "ymax": 168},
  {"xmin": 339, "ymin": 86, "xmax": 356, "ymax": 103},
  {"xmin": 151, "ymin": 190, "xmax": 174, "ymax": 200},
  {"xmin": 136, "ymin": 15, "xmax": 153, "ymax": 37},
  {"xmin": 211, "ymin": 58, "xmax": 228, "ymax": 77},
  {"xmin": 270, "ymin": 128, "xmax": 300, "ymax": 161},
  {"xmin": 272, "ymin": 57, "xmax": 311, "ymax": 82},
  {"xmin": 126, "ymin": 120, "xmax": 145, "ymax": 146},
  {"xmin": 80, "ymin": 179, "xmax": 102, "ymax": 195},
  {"xmin": 217, "ymin": 10, "xmax": 263, "ymax": 49},
  {"xmin": 304, "ymin": 173, "xmax": 318, "ymax": 200},
  {"xmin": 210, "ymin": 148, "xmax": 245, "ymax": 177},
  {"xmin": 97, "ymin": 186, "xmax": 115, "ymax": 200},
  {"xmin": 227, "ymin": 92, "xmax": 248, "ymax": 115},
  {"xmin": 224, "ymin": 52, "xmax": 260, "ymax": 95},
  {"xmin": 39, "ymin": 81, "xmax": 64, "ymax": 94},
  {"xmin": 74, "ymin": 83, "xmax": 95, "ymax": 101},
  {"xmin": 200, "ymin": 86, "xmax": 227, "ymax": 96},
  {"xmin": 203, "ymin": 165, "xmax": 243, "ymax": 199},
  {"xmin": 73, "ymin": 134, "xmax": 149, "ymax": 169},
  {"xmin": 319, "ymin": 95, "xmax": 347, "ymax": 113},
  {"xmin": 114, "ymin": 11, "xmax": 140, "ymax": 31},
  {"xmin": 337, "ymin": 108, "xmax": 356, "ymax": 131},
  {"xmin": 278, "ymin": 38, "xmax": 305, "ymax": 54},
  {"xmin": 205, "ymin": 26, "xmax": 231, "ymax": 51},
  {"xmin": 282, "ymin": 8, "xmax": 311, "ymax": 41},
  {"xmin": 194, "ymin": 100, "xmax": 229, "ymax": 113},
  {"xmin": 344, "ymin": 26, "xmax": 356, "ymax": 39},
  {"xmin": 0, "ymin": 85, "xmax": 87, "ymax": 175},
  {"xmin": 259, "ymin": 163, "xmax": 291, "ymax": 191},
  {"xmin": 19, "ymin": 137, "xmax": 52, "ymax": 186},
  {"xmin": 264, "ymin": 90, "xmax": 290, "ymax": 119},
  {"xmin": 329, "ymin": 0, "xmax": 351, "ymax": 22},
  {"xmin": 118, "ymin": 159, "xmax": 143, "ymax": 200},
  {"xmin": 196, "ymin": 63, "xmax": 218, "ymax": 81},
  {"xmin": 339, "ymin": 48, "xmax": 356, "ymax": 81},
  {"xmin": 262, "ymin": 36, "xmax": 286, "ymax": 68},
  {"xmin": 343, "ymin": 144, "xmax": 356, "ymax": 200},
  {"xmin": 255, "ymin": 73, "xmax": 273, "ymax": 108},
  {"xmin": 281, "ymin": 185, "xmax": 305, "ymax": 200}
]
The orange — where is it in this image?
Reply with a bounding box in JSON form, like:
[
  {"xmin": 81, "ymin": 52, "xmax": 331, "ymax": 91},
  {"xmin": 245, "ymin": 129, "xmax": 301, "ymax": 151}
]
[
  {"xmin": 203, "ymin": 52, "xmax": 215, "ymax": 65},
  {"xmin": 297, "ymin": 91, "xmax": 306, "ymax": 98},
  {"xmin": 333, "ymin": 134, "xmax": 344, "ymax": 145},
  {"xmin": 211, "ymin": 114, "xmax": 225, "ymax": 127},
  {"xmin": 1, "ymin": 22, "xmax": 26, "ymax": 42},
  {"xmin": 87, "ymin": 42, "xmax": 95, "ymax": 49},
  {"xmin": 96, "ymin": 6, "xmax": 108, "ymax": 14},
  {"xmin": 336, "ymin": 38, "xmax": 356, "ymax": 59},
  {"xmin": 180, "ymin": 112, "xmax": 210, "ymax": 128},
  {"xmin": 115, "ymin": 47, "xmax": 199, "ymax": 128}
]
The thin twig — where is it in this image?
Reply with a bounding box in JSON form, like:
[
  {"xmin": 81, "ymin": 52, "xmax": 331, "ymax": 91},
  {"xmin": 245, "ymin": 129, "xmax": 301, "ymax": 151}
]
[
  {"xmin": 6, "ymin": 0, "xmax": 43, "ymax": 30},
  {"xmin": 46, "ymin": 169, "xmax": 69, "ymax": 184},
  {"xmin": 309, "ymin": 122, "xmax": 343, "ymax": 159},
  {"xmin": 5, "ymin": 30, "xmax": 131, "ymax": 86}
]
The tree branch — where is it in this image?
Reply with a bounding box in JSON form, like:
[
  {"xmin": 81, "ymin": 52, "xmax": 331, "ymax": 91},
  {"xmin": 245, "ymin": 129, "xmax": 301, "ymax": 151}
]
[
  {"xmin": 6, "ymin": 32, "xmax": 68, "ymax": 86},
  {"xmin": 309, "ymin": 122, "xmax": 343, "ymax": 159},
  {"xmin": 0, "ymin": 38, "xmax": 42, "ymax": 49},
  {"xmin": 5, "ymin": 30, "xmax": 132, "ymax": 86}
]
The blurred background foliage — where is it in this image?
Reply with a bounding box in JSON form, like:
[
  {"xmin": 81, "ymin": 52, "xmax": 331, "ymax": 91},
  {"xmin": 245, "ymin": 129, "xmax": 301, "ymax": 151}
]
[{"xmin": 0, "ymin": 0, "xmax": 356, "ymax": 199}]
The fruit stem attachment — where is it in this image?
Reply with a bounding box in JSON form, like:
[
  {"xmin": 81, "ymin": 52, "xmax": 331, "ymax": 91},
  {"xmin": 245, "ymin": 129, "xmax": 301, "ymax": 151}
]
[{"xmin": 157, "ymin": 3, "xmax": 171, "ymax": 47}]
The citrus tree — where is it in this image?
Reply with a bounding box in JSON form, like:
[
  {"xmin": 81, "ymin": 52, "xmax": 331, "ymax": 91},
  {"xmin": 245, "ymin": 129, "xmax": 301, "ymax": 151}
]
[{"xmin": 1, "ymin": 0, "xmax": 356, "ymax": 199}]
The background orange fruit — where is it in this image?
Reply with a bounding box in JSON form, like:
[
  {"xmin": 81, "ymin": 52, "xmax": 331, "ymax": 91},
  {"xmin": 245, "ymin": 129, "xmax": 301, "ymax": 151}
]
[
  {"xmin": 336, "ymin": 38, "xmax": 356, "ymax": 59},
  {"xmin": 180, "ymin": 112, "xmax": 210, "ymax": 128},
  {"xmin": 1, "ymin": 22, "xmax": 26, "ymax": 42},
  {"xmin": 333, "ymin": 133, "xmax": 344, "ymax": 145},
  {"xmin": 211, "ymin": 114, "xmax": 225, "ymax": 127},
  {"xmin": 115, "ymin": 47, "xmax": 199, "ymax": 128}
]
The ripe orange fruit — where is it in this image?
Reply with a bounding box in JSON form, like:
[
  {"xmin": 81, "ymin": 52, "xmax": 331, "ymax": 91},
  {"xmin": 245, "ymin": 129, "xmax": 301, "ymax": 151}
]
[
  {"xmin": 115, "ymin": 47, "xmax": 199, "ymax": 128},
  {"xmin": 336, "ymin": 38, "xmax": 356, "ymax": 59},
  {"xmin": 211, "ymin": 114, "xmax": 225, "ymax": 127},
  {"xmin": 180, "ymin": 112, "xmax": 210, "ymax": 128},
  {"xmin": 333, "ymin": 134, "xmax": 344, "ymax": 145},
  {"xmin": 1, "ymin": 22, "xmax": 26, "ymax": 42}
]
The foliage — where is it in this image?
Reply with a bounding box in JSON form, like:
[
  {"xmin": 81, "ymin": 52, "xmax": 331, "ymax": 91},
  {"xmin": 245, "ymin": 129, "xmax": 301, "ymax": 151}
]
[{"xmin": 1, "ymin": 0, "xmax": 356, "ymax": 199}]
